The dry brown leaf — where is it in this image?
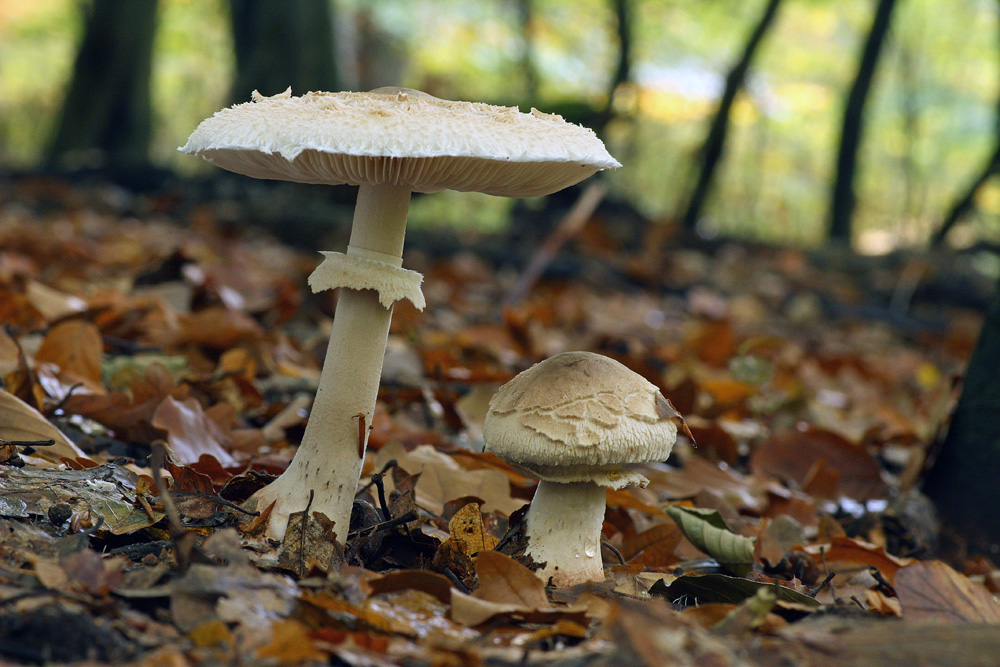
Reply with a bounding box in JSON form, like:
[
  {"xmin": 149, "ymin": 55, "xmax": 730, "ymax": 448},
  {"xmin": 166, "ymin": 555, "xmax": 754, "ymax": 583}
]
[
  {"xmin": 64, "ymin": 361, "xmax": 182, "ymax": 443},
  {"xmin": 35, "ymin": 319, "xmax": 104, "ymax": 388},
  {"xmin": 622, "ymin": 523, "xmax": 684, "ymax": 567},
  {"xmin": 750, "ymin": 427, "xmax": 887, "ymax": 500},
  {"xmin": 865, "ymin": 589, "xmax": 902, "ymax": 617},
  {"xmin": 803, "ymin": 536, "xmax": 914, "ymax": 582},
  {"xmin": 152, "ymin": 396, "xmax": 238, "ymax": 467},
  {"xmin": 895, "ymin": 560, "xmax": 1000, "ymax": 624},
  {"xmin": 0, "ymin": 388, "xmax": 88, "ymax": 464},
  {"xmin": 376, "ymin": 443, "xmax": 523, "ymax": 517},
  {"xmin": 472, "ymin": 550, "xmax": 549, "ymax": 609},
  {"xmin": 448, "ymin": 502, "xmax": 499, "ymax": 557}
]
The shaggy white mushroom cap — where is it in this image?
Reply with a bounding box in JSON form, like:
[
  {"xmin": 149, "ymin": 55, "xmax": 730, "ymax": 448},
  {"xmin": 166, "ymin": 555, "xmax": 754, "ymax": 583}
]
[
  {"xmin": 179, "ymin": 88, "xmax": 620, "ymax": 197},
  {"xmin": 483, "ymin": 351, "xmax": 687, "ymax": 490}
]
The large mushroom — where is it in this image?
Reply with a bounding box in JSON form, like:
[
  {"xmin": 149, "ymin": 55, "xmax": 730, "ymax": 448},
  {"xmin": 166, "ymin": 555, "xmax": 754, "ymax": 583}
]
[
  {"xmin": 483, "ymin": 351, "xmax": 689, "ymax": 586},
  {"xmin": 180, "ymin": 88, "xmax": 619, "ymax": 541}
]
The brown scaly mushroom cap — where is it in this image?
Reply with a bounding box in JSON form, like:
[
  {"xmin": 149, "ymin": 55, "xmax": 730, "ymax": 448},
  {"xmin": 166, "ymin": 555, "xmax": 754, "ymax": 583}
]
[
  {"xmin": 180, "ymin": 87, "xmax": 620, "ymax": 197},
  {"xmin": 485, "ymin": 351, "xmax": 687, "ymax": 490}
]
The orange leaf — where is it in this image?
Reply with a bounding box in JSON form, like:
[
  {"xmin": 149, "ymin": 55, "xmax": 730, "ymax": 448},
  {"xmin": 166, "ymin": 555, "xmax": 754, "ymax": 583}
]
[
  {"xmin": 35, "ymin": 320, "xmax": 104, "ymax": 387},
  {"xmin": 256, "ymin": 620, "xmax": 325, "ymax": 663},
  {"xmin": 803, "ymin": 536, "xmax": 913, "ymax": 581}
]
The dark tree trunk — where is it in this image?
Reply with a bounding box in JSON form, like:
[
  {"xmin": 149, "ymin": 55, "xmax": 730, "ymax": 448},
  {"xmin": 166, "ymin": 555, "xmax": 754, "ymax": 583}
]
[
  {"xmin": 680, "ymin": 0, "xmax": 784, "ymax": 233},
  {"xmin": 46, "ymin": 0, "xmax": 158, "ymax": 176},
  {"xmin": 229, "ymin": 0, "xmax": 338, "ymax": 103},
  {"xmin": 923, "ymin": 272, "xmax": 1000, "ymax": 552},
  {"xmin": 515, "ymin": 0, "xmax": 540, "ymax": 101},
  {"xmin": 932, "ymin": 0, "xmax": 1000, "ymax": 247},
  {"xmin": 595, "ymin": 0, "xmax": 633, "ymax": 133},
  {"xmin": 828, "ymin": 0, "xmax": 898, "ymax": 243},
  {"xmin": 932, "ymin": 145, "xmax": 1000, "ymax": 246}
]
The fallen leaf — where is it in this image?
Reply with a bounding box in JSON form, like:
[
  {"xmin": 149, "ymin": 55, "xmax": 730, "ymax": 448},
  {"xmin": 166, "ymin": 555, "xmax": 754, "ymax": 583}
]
[
  {"xmin": 802, "ymin": 536, "xmax": 914, "ymax": 582},
  {"xmin": 894, "ymin": 560, "xmax": 1000, "ymax": 624},
  {"xmin": 666, "ymin": 505, "xmax": 755, "ymax": 576},
  {"xmin": 750, "ymin": 426, "xmax": 887, "ymax": 500},
  {"xmin": 256, "ymin": 620, "xmax": 326, "ymax": 663},
  {"xmin": 35, "ymin": 319, "xmax": 104, "ymax": 389},
  {"xmin": 472, "ymin": 550, "xmax": 549, "ymax": 609},
  {"xmin": 0, "ymin": 389, "xmax": 89, "ymax": 464},
  {"xmin": 448, "ymin": 502, "xmax": 499, "ymax": 557},
  {"xmin": 152, "ymin": 395, "xmax": 238, "ymax": 467},
  {"xmin": 621, "ymin": 523, "xmax": 683, "ymax": 567}
]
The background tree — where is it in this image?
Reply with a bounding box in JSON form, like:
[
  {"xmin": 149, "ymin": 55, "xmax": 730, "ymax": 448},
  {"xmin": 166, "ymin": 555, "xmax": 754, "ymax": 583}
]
[
  {"xmin": 679, "ymin": 0, "xmax": 784, "ymax": 233},
  {"xmin": 46, "ymin": 0, "xmax": 159, "ymax": 180},
  {"xmin": 828, "ymin": 0, "xmax": 899, "ymax": 243},
  {"xmin": 229, "ymin": 0, "xmax": 338, "ymax": 102},
  {"xmin": 923, "ymin": 272, "xmax": 1000, "ymax": 552},
  {"xmin": 932, "ymin": 0, "xmax": 1000, "ymax": 246}
]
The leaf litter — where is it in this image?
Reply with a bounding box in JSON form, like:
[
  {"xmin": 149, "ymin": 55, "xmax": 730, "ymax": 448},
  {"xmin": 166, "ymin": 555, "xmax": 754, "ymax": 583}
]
[{"xmin": 0, "ymin": 177, "xmax": 995, "ymax": 665}]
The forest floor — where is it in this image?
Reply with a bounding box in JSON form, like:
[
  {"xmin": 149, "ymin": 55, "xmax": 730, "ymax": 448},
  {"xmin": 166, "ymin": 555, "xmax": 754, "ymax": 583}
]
[{"xmin": 1, "ymin": 175, "xmax": 999, "ymax": 666}]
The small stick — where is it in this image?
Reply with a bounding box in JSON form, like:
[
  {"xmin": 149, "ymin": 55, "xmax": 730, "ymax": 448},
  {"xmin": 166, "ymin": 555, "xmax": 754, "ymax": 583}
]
[
  {"xmin": 807, "ymin": 572, "xmax": 836, "ymax": 597},
  {"xmin": 820, "ymin": 545, "xmax": 836, "ymax": 599},
  {"xmin": 1, "ymin": 439, "xmax": 55, "ymax": 447},
  {"xmin": 50, "ymin": 382, "xmax": 84, "ymax": 414},
  {"xmin": 601, "ymin": 540, "xmax": 627, "ymax": 566},
  {"xmin": 441, "ymin": 567, "xmax": 471, "ymax": 594},
  {"xmin": 504, "ymin": 181, "xmax": 606, "ymax": 307},
  {"xmin": 356, "ymin": 460, "xmax": 397, "ymax": 495},
  {"xmin": 370, "ymin": 470, "xmax": 392, "ymax": 522},
  {"xmin": 869, "ymin": 567, "xmax": 896, "ymax": 597},
  {"xmin": 347, "ymin": 509, "xmax": 418, "ymax": 538},
  {"xmin": 150, "ymin": 443, "xmax": 184, "ymax": 537}
]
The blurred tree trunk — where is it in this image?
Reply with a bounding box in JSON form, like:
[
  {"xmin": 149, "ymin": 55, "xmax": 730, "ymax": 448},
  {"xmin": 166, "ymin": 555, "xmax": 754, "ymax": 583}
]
[
  {"xmin": 593, "ymin": 0, "xmax": 633, "ymax": 135},
  {"xmin": 515, "ymin": 0, "xmax": 540, "ymax": 101},
  {"xmin": 828, "ymin": 0, "xmax": 898, "ymax": 243},
  {"xmin": 46, "ymin": 0, "xmax": 158, "ymax": 176},
  {"xmin": 923, "ymin": 271, "xmax": 1000, "ymax": 552},
  {"xmin": 932, "ymin": 145, "xmax": 1000, "ymax": 246},
  {"xmin": 229, "ymin": 0, "xmax": 338, "ymax": 102},
  {"xmin": 680, "ymin": 0, "xmax": 784, "ymax": 233},
  {"xmin": 932, "ymin": 0, "xmax": 1000, "ymax": 247}
]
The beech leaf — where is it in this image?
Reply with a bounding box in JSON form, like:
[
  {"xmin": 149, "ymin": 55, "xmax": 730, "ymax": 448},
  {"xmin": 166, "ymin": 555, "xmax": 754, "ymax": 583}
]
[{"xmin": 666, "ymin": 505, "xmax": 755, "ymax": 576}]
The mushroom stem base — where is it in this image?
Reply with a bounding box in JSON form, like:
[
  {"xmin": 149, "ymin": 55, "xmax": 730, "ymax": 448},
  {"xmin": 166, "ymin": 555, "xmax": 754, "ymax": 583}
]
[{"xmin": 524, "ymin": 480, "xmax": 606, "ymax": 587}]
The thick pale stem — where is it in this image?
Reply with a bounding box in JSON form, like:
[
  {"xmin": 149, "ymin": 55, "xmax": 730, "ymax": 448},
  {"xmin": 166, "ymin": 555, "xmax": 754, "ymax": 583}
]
[
  {"xmin": 524, "ymin": 480, "xmax": 607, "ymax": 587},
  {"xmin": 250, "ymin": 183, "xmax": 412, "ymax": 541}
]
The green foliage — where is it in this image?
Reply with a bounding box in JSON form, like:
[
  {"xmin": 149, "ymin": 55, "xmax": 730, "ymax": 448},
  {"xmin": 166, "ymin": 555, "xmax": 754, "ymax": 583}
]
[{"xmin": 2, "ymin": 0, "xmax": 1000, "ymax": 246}]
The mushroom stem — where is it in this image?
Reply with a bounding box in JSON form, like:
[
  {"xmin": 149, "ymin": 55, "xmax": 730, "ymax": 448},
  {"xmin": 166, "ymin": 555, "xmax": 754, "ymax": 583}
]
[
  {"xmin": 524, "ymin": 480, "xmax": 607, "ymax": 587},
  {"xmin": 249, "ymin": 182, "xmax": 412, "ymax": 541}
]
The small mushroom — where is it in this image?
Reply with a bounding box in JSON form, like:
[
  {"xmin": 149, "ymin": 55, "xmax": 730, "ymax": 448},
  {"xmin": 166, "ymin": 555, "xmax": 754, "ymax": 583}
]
[
  {"xmin": 180, "ymin": 89, "xmax": 619, "ymax": 541},
  {"xmin": 483, "ymin": 351, "xmax": 688, "ymax": 587}
]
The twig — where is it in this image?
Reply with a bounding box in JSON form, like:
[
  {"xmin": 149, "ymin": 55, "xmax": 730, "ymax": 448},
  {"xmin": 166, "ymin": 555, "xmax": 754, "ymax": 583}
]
[
  {"xmin": 807, "ymin": 572, "xmax": 836, "ymax": 597},
  {"xmin": 347, "ymin": 509, "xmax": 418, "ymax": 538},
  {"xmin": 356, "ymin": 459, "xmax": 397, "ymax": 495},
  {"xmin": 441, "ymin": 567, "xmax": 471, "ymax": 594},
  {"xmin": 371, "ymin": 470, "xmax": 392, "ymax": 522},
  {"xmin": 1, "ymin": 438, "xmax": 55, "ymax": 447},
  {"xmin": 869, "ymin": 567, "xmax": 896, "ymax": 597},
  {"xmin": 504, "ymin": 181, "xmax": 606, "ymax": 307},
  {"xmin": 49, "ymin": 382, "xmax": 84, "ymax": 414},
  {"xmin": 150, "ymin": 443, "xmax": 184, "ymax": 536},
  {"xmin": 601, "ymin": 540, "xmax": 627, "ymax": 566}
]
